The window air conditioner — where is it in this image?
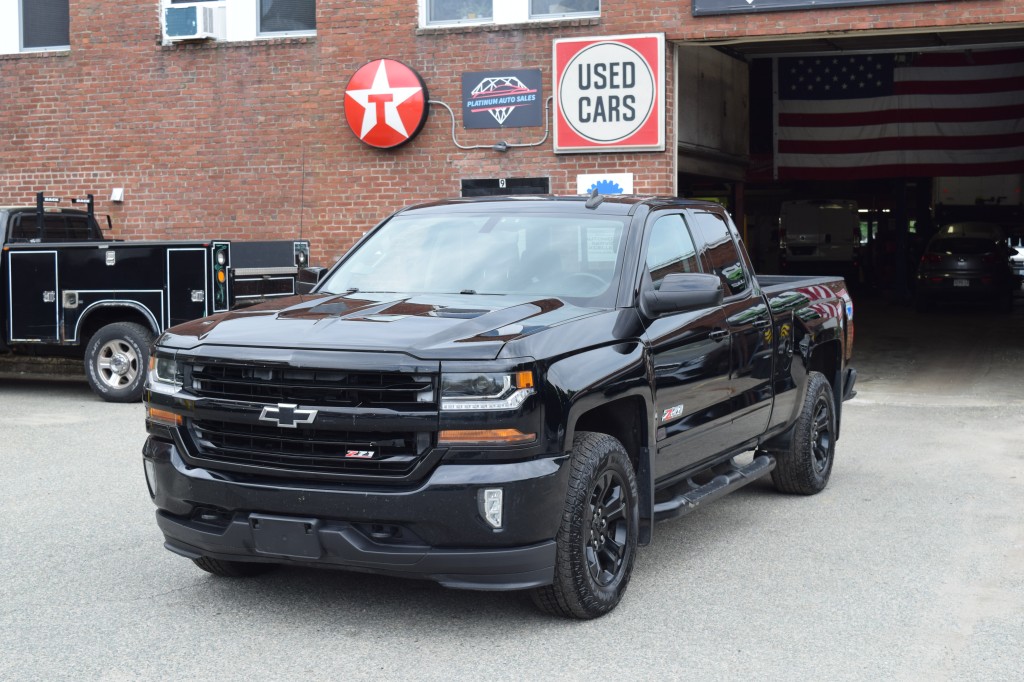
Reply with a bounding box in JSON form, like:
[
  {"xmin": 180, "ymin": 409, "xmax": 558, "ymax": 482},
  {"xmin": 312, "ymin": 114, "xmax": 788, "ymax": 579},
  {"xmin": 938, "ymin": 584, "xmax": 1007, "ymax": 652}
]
[{"xmin": 164, "ymin": 2, "xmax": 226, "ymax": 42}]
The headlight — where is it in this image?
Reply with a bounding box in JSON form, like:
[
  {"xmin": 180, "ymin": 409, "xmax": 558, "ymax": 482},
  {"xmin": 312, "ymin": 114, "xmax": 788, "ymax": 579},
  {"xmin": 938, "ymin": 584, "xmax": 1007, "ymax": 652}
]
[
  {"xmin": 148, "ymin": 355, "xmax": 182, "ymax": 388},
  {"xmin": 440, "ymin": 371, "xmax": 535, "ymax": 411}
]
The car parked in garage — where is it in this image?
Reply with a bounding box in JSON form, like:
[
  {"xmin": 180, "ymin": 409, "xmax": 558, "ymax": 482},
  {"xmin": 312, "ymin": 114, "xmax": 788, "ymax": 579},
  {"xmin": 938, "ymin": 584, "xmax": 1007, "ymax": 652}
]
[
  {"xmin": 915, "ymin": 222, "xmax": 1017, "ymax": 311},
  {"xmin": 1008, "ymin": 233, "xmax": 1024, "ymax": 288}
]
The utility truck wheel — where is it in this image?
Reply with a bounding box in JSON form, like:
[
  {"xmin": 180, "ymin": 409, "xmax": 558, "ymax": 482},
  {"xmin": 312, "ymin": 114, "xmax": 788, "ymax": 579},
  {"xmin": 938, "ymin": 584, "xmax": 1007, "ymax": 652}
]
[
  {"xmin": 530, "ymin": 432, "xmax": 638, "ymax": 619},
  {"xmin": 84, "ymin": 322, "xmax": 153, "ymax": 402},
  {"xmin": 772, "ymin": 371, "xmax": 836, "ymax": 495}
]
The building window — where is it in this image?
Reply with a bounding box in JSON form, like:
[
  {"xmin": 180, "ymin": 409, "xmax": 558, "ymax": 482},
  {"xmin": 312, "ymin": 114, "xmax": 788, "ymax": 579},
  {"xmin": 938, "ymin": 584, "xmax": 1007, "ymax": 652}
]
[
  {"xmin": 420, "ymin": 0, "xmax": 598, "ymax": 27},
  {"xmin": 159, "ymin": 0, "xmax": 316, "ymax": 44},
  {"xmin": 427, "ymin": 0, "xmax": 492, "ymax": 24},
  {"xmin": 530, "ymin": 0, "xmax": 599, "ymax": 19},
  {"xmin": 259, "ymin": 0, "xmax": 316, "ymax": 34},
  {"xmin": 21, "ymin": 0, "xmax": 70, "ymax": 50}
]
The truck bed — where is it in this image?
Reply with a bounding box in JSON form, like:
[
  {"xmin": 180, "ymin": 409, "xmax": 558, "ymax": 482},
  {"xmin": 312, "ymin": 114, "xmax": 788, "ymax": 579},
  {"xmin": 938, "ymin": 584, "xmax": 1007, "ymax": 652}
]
[{"xmin": 757, "ymin": 274, "xmax": 849, "ymax": 294}]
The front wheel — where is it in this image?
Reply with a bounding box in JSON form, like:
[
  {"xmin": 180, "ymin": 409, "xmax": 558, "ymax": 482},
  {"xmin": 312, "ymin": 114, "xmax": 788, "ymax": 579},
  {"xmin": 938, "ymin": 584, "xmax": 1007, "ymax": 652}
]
[
  {"xmin": 771, "ymin": 371, "xmax": 836, "ymax": 495},
  {"xmin": 530, "ymin": 432, "xmax": 638, "ymax": 619},
  {"xmin": 84, "ymin": 322, "xmax": 154, "ymax": 402},
  {"xmin": 192, "ymin": 556, "xmax": 276, "ymax": 578}
]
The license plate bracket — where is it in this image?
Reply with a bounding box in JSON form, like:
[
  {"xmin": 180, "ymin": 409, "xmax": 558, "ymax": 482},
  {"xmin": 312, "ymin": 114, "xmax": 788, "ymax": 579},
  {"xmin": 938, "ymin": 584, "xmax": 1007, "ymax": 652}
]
[{"xmin": 250, "ymin": 514, "xmax": 322, "ymax": 559}]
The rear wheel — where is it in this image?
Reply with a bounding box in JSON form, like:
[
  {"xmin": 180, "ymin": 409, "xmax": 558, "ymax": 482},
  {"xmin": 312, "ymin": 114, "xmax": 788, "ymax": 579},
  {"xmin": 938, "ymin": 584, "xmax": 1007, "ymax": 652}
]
[
  {"xmin": 84, "ymin": 322, "xmax": 154, "ymax": 402},
  {"xmin": 771, "ymin": 371, "xmax": 836, "ymax": 495},
  {"xmin": 530, "ymin": 432, "xmax": 638, "ymax": 619}
]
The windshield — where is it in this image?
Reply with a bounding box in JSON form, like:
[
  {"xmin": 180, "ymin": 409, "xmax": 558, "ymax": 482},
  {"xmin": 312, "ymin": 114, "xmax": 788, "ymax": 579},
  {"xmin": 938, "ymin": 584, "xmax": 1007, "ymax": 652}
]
[{"xmin": 320, "ymin": 211, "xmax": 629, "ymax": 305}]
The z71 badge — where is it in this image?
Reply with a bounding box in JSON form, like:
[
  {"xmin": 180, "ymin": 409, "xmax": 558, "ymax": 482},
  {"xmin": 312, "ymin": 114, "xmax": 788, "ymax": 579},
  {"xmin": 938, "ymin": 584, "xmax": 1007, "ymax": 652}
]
[
  {"xmin": 344, "ymin": 450, "xmax": 376, "ymax": 459},
  {"xmin": 661, "ymin": 405, "xmax": 685, "ymax": 422}
]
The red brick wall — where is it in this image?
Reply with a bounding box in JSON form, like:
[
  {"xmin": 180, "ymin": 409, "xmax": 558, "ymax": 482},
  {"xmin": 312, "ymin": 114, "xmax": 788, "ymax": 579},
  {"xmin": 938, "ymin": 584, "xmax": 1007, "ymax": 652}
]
[{"xmin": 0, "ymin": 1, "xmax": 1020, "ymax": 261}]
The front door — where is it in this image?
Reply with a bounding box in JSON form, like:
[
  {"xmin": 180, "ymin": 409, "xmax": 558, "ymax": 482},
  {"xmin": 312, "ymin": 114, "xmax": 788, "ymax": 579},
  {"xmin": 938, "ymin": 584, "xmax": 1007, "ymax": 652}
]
[
  {"xmin": 7, "ymin": 250, "xmax": 59, "ymax": 342},
  {"xmin": 641, "ymin": 213, "xmax": 734, "ymax": 481}
]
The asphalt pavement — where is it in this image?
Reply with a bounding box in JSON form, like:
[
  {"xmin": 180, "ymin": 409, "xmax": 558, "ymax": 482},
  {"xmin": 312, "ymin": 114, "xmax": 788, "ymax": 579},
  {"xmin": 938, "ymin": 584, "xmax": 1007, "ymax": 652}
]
[{"xmin": 1, "ymin": 297, "xmax": 1022, "ymax": 680}]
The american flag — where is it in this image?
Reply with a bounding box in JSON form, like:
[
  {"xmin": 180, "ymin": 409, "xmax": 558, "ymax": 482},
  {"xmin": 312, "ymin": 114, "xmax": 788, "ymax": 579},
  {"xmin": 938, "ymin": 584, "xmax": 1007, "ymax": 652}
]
[{"xmin": 774, "ymin": 49, "xmax": 1024, "ymax": 180}]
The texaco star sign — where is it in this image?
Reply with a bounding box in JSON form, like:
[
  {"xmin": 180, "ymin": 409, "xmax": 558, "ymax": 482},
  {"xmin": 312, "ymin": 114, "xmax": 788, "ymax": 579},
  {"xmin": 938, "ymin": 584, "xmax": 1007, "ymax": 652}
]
[{"xmin": 344, "ymin": 59, "xmax": 429, "ymax": 149}]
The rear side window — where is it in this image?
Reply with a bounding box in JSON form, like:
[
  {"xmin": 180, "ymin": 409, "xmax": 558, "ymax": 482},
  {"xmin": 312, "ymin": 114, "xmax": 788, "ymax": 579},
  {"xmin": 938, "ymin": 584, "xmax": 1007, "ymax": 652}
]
[
  {"xmin": 689, "ymin": 211, "xmax": 749, "ymax": 295},
  {"xmin": 644, "ymin": 214, "xmax": 701, "ymax": 289},
  {"xmin": 10, "ymin": 214, "xmax": 95, "ymax": 242}
]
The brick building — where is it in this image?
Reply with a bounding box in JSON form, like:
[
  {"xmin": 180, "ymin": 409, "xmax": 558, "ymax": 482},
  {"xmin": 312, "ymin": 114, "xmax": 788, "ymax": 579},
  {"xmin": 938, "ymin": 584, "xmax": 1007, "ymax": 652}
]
[{"xmin": 1, "ymin": 0, "xmax": 1022, "ymax": 263}]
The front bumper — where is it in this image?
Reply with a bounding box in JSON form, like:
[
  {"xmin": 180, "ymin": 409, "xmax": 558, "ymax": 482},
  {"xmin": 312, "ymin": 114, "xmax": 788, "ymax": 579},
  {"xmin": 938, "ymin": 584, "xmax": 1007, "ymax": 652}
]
[{"xmin": 144, "ymin": 437, "xmax": 569, "ymax": 590}]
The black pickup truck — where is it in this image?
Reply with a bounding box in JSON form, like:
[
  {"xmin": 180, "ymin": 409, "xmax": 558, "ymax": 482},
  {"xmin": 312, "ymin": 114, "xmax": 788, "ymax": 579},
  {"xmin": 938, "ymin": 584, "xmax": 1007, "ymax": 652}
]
[
  {"xmin": 0, "ymin": 193, "xmax": 310, "ymax": 401},
  {"xmin": 142, "ymin": 195, "xmax": 855, "ymax": 618}
]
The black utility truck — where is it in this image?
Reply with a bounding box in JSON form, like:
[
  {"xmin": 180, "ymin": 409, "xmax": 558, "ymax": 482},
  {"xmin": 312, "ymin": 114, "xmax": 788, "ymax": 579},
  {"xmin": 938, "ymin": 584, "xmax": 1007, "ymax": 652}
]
[
  {"xmin": 1, "ymin": 193, "xmax": 310, "ymax": 401},
  {"xmin": 143, "ymin": 195, "xmax": 855, "ymax": 618}
]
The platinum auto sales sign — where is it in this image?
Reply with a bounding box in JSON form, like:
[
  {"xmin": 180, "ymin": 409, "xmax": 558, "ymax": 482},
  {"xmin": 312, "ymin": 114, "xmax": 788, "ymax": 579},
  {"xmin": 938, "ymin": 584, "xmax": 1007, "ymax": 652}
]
[{"xmin": 553, "ymin": 33, "xmax": 665, "ymax": 154}]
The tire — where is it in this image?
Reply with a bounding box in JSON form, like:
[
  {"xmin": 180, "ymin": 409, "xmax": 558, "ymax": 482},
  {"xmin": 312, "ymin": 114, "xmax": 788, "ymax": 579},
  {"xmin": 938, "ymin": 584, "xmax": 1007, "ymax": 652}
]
[
  {"xmin": 771, "ymin": 371, "xmax": 836, "ymax": 495},
  {"xmin": 192, "ymin": 556, "xmax": 276, "ymax": 578},
  {"xmin": 530, "ymin": 432, "xmax": 639, "ymax": 619},
  {"xmin": 84, "ymin": 322, "xmax": 154, "ymax": 403}
]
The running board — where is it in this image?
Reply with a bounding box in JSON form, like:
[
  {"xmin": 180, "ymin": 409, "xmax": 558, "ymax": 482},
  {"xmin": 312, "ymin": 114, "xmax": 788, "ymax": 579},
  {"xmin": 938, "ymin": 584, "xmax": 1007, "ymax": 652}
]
[{"xmin": 653, "ymin": 454, "xmax": 776, "ymax": 522}]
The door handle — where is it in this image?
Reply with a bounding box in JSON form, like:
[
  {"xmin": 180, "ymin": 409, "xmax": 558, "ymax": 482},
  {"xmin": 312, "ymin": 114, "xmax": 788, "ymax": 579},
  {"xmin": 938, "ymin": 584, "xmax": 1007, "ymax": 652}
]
[
  {"xmin": 709, "ymin": 329, "xmax": 729, "ymax": 342},
  {"xmin": 752, "ymin": 319, "xmax": 772, "ymax": 330}
]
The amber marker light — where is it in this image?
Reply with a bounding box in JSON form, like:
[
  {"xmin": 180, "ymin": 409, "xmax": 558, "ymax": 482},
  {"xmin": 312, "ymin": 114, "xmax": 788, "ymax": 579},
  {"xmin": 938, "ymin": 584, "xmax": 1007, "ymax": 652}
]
[
  {"xmin": 438, "ymin": 429, "xmax": 536, "ymax": 445},
  {"xmin": 217, "ymin": 270, "xmax": 226, "ymax": 283},
  {"xmin": 147, "ymin": 407, "xmax": 182, "ymax": 426},
  {"xmin": 516, "ymin": 371, "xmax": 534, "ymax": 389}
]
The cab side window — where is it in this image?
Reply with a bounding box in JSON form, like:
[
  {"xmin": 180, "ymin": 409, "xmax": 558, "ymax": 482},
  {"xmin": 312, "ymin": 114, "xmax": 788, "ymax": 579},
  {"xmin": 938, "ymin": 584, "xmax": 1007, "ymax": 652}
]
[
  {"xmin": 10, "ymin": 215, "xmax": 41, "ymax": 242},
  {"xmin": 690, "ymin": 211, "xmax": 749, "ymax": 295},
  {"xmin": 9, "ymin": 214, "xmax": 96, "ymax": 242},
  {"xmin": 645, "ymin": 214, "xmax": 701, "ymax": 289}
]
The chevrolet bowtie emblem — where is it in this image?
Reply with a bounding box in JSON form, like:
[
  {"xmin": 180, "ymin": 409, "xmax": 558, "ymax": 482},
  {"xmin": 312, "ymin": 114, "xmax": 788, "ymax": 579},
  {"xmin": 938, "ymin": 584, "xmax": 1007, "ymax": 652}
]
[{"xmin": 259, "ymin": 403, "xmax": 318, "ymax": 428}]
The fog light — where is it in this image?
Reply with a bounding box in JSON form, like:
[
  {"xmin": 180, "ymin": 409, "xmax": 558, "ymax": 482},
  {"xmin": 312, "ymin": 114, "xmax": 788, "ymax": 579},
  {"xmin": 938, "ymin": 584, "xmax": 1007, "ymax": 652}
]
[
  {"xmin": 479, "ymin": 488, "xmax": 503, "ymax": 529},
  {"xmin": 143, "ymin": 459, "xmax": 157, "ymax": 498}
]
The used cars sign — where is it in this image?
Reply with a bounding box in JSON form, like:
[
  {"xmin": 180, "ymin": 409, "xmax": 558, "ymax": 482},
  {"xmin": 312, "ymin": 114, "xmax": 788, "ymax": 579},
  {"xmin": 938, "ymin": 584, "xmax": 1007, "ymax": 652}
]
[{"xmin": 553, "ymin": 34, "xmax": 665, "ymax": 154}]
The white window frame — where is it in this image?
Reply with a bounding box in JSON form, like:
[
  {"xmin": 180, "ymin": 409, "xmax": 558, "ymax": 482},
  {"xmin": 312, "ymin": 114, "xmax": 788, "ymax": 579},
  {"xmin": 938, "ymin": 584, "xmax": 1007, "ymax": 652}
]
[
  {"xmin": 159, "ymin": 0, "xmax": 315, "ymax": 45},
  {"xmin": 255, "ymin": 0, "xmax": 316, "ymax": 38},
  {"xmin": 528, "ymin": 0, "xmax": 600, "ymax": 21},
  {"xmin": 1, "ymin": 0, "xmax": 71, "ymax": 54},
  {"xmin": 418, "ymin": 0, "xmax": 599, "ymax": 28}
]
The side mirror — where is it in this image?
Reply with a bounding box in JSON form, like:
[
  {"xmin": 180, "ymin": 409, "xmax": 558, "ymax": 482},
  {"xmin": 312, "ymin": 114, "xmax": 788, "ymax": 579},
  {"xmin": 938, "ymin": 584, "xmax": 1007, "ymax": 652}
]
[
  {"xmin": 296, "ymin": 266, "xmax": 328, "ymax": 294},
  {"xmin": 641, "ymin": 273, "xmax": 723, "ymax": 317}
]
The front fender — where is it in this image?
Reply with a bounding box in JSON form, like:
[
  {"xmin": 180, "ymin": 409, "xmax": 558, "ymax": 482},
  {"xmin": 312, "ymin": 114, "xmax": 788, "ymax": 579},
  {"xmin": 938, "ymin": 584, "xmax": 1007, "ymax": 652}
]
[
  {"xmin": 543, "ymin": 340, "xmax": 656, "ymax": 544},
  {"xmin": 545, "ymin": 342, "xmax": 651, "ymax": 452}
]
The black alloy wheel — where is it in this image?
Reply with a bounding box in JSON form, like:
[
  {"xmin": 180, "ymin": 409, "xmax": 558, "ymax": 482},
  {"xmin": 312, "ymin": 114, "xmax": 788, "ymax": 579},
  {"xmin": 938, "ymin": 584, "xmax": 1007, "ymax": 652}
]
[
  {"xmin": 530, "ymin": 432, "xmax": 638, "ymax": 619},
  {"xmin": 809, "ymin": 393, "xmax": 833, "ymax": 476},
  {"xmin": 585, "ymin": 469, "xmax": 631, "ymax": 588},
  {"xmin": 771, "ymin": 371, "xmax": 836, "ymax": 495}
]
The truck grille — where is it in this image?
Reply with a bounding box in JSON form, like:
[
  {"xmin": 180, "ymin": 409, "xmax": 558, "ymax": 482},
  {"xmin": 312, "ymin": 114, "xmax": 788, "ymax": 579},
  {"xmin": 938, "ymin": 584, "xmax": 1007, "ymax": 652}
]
[
  {"xmin": 189, "ymin": 364, "xmax": 436, "ymax": 410},
  {"xmin": 188, "ymin": 419, "xmax": 427, "ymax": 477},
  {"xmin": 181, "ymin": 363, "xmax": 438, "ymax": 480}
]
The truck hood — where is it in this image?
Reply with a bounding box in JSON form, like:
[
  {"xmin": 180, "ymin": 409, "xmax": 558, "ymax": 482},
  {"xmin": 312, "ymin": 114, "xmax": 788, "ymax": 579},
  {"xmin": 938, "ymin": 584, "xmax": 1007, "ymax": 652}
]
[{"xmin": 158, "ymin": 292, "xmax": 606, "ymax": 360}]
